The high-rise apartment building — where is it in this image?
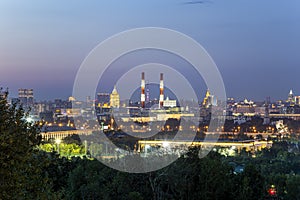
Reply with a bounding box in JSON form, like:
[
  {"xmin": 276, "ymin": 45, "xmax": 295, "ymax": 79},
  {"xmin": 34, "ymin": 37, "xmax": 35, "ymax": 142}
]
[
  {"xmin": 110, "ymin": 85, "xmax": 120, "ymax": 108},
  {"xmin": 18, "ymin": 88, "xmax": 34, "ymax": 106}
]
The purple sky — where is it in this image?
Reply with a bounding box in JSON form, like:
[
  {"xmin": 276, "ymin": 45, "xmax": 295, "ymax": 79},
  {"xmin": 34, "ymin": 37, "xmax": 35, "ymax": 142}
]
[{"xmin": 1, "ymin": 0, "xmax": 300, "ymax": 101}]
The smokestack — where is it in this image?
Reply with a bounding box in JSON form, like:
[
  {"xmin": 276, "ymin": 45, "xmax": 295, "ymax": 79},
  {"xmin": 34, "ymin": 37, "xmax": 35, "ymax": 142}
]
[
  {"xmin": 141, "ymin": 72, "xmax": 145, "ymax": 108},
  {"xmin": 159, "ymin": 73, "xmax": 164, "ymax": 108}
]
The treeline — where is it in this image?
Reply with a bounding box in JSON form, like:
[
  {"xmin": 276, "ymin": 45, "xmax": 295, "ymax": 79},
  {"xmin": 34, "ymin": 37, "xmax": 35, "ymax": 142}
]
[{"xmin": 3, "ymin": 142, "xmax": 300, "ymax": 200}]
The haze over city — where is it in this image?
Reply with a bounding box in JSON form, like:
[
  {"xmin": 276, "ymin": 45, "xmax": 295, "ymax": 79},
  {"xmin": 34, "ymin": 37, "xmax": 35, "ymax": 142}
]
[{"xmin": 1, "ymin": 0, "xmax": 300, "ymax": 101}]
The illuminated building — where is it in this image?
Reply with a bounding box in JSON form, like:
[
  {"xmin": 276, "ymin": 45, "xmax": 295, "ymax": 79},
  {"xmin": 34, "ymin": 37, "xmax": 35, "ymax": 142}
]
[
  {"xmin": 287, "ymin": 89, "xmax": 295, "ymax": 103},
  {"xmin": 202, "ymin": 89, "xmax": 214, "ymax": 108},
  {"xmin": 295, "ymin": 96, "xmax": 300, "ymax": 105},
  {"xmin": 200, "ymin": 89, "xmax": 214, "ymax": 122},
  {"xmin": 110, "ymin": 85, "xmax": 120, "ymax": 108},
  {"xmin": 97, "ymin": 93, "xmax": 110, "ymax": 107},
  {"xmin": 68, "ymin": 96, "xmax": 76, "ymax": 102},
  {"xmin": 234, "ymin": 99, "xmax": 256, "ymax": 115},
  {"xmin": 18, "ymin": 88, "xmax": 34, "ymax": 106},
  {"xmin": 163, "ymin": 96, "xmax": 176, "ymax": 108}
]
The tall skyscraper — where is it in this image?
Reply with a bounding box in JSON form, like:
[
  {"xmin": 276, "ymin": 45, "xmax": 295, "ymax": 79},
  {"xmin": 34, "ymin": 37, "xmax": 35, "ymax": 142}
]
[
  {"xmin": 18, "ymin": 88, "xmax": 34, "ymax": 106},
  {"xmin": 202, "ymin": 89, "xmax": 214, "ymax": 108},
  {"xmin": 200, "ymin": 89, "xmax": 214, "ymax": 122},
  {"xmin": 287, "ymin": 89, "xmax": 294, "ymax": 103},
  {"xmin": 110, "ymin": 85, "xmax": 120, "ymax": 108}
]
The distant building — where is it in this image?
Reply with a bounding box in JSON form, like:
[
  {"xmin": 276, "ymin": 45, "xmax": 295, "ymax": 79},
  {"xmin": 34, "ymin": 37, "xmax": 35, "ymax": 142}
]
[
  {"xmin": 200, "ymin": 89, "xmax": 214, "ymax": 122},
  {"xmin": 68, "ymin": 96, "xmax": 76, "ymax": 102},
  {"xmin": 202, "ymin": 89, "xmax": 214, "ymax": 108},
  {"xmin": 97, "ymin": 93, "xmax": 110, "ymax": 107},
  {"xmin": 287, "ymin": 89, "xmax": 295, "ymax": 104},
  {"xmin": 234, "ymin": 99, "xmax": 256, "ymax": 115},
  {"xmin": 110, "ymin": 85, "xmax": 120, "ymax": 108},
  {"xmin": 53, "ymin": 99, "xmax": 71, "ymax": 109},
  {"xmin": 34, "ymin": 102, "xmax": 48, "ymax": 113},
  {"xmin": 295, "ymin": 96, "xmax": 300, "ymax": 105},
  {"xmin": 39, "ymin": 111, "xmax": 54, "ymax": 123},
  {"xmin": 163, "ymin": 96, "xmax": 177, "ymax": 108},
  {"xmin": 18, "ymin": 88, "xmax": 34, "ymax": 106}
]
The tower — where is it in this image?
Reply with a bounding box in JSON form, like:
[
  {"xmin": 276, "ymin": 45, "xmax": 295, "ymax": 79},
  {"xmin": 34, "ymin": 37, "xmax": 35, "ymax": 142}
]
[
  {"xmin": 110, "ymin": 85, "xmax": 120, "ymax": 108},
  {"xmin": 202, "ymin": 89, "xmax": 213, "ymax": 108},
  {"xmin": 159, "ymin": 73, "xmax": 164, "ymax": 108},
  {"xmin": 287, "ymin": 89, "xmax": 294, "ymax": 103},
  {"xmin": 141, "ymin": 72, "xmax": 145, "ymax": 108}
]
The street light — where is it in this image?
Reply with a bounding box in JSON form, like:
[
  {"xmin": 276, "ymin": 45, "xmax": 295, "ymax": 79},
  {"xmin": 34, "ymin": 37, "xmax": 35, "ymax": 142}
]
[{"xmin": 55, "ymin": 138, "xmax": 61, "ymax": 154}]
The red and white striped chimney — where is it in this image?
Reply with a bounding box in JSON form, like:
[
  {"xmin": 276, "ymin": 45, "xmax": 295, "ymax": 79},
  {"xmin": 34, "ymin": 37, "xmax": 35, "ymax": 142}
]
[
  {"xmin": 141, "ymin": 72, "xmax": 145, "ymax": 108},
  {"xmin": 159, "ymin": 73, "xmax": 164, "ymax": 108}
]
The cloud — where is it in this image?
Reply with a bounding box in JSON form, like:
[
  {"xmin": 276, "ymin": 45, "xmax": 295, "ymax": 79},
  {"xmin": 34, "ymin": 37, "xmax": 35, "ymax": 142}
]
[{"xmin": 181, "ymin": 1, "xmax": 211, "ymax": 5}]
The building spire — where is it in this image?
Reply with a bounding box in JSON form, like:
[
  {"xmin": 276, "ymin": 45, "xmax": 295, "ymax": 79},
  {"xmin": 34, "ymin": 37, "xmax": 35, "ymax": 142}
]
[
  {"xmin": 205, "ymin": 88, "xmax": 210, "ymax": 97},
  {"xmin": 112, "ymin": 85, "xmax": 118, "ymax": 94}
]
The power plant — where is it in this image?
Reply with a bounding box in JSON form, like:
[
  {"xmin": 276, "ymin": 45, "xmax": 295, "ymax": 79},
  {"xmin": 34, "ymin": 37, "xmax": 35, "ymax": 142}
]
[{"xmin": 140, "ymin": 72, "xmax": 165, "ymax": 109}]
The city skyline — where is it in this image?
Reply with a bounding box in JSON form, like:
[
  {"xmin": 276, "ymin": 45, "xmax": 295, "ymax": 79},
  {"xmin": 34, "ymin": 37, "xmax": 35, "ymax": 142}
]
[
  {"xmin": 6, "ymin": 85, "xmax": 300, "ymax": 104},
  {"xmin": 1, "ymin": 0, "xmax": 300, "ymax": 100}
]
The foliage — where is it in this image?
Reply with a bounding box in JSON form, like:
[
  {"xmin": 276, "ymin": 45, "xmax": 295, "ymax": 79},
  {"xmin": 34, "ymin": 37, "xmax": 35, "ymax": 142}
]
[
  {"xmin": 39, "ymin": 142, "xmax": 84, "ymax": 157},
  {"xmin": 0, "ymin": 90, "xmax": 60, "ymax": 199}
]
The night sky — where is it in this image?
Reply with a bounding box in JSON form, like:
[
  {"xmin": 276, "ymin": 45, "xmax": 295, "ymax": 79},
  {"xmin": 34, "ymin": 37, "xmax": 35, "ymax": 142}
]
[{"xmin": 0, "ymin": 0, "xmax": 299, "ymax": 101}]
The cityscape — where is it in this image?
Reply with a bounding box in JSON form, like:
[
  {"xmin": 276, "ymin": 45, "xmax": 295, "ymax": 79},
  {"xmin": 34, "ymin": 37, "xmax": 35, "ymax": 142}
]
[
  {"xmin": 1, "ymin": 0, "xmax": 300, "ymax": 199},
  {"xmin": 1, "ymin": 72, "xmax": 300, "ymax": 199},
  {"xmin": 4, "ymin": 72, "xmax": 300, "ymax": 199},
  {"xmin": 4, "ymin": 70, "xmax": 300, "ymax": 157},
  {"xmin": 9, "ymin": 73, "xmax": 300, "ymax": 140}
]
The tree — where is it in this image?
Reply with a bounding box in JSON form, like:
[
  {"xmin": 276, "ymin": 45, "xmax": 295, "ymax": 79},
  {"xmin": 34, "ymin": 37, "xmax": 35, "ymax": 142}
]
[
  {"xmin": 147, "ymin": 148, "xmax": 236, "ymax": 200},
  {"xmin": 235, "ymin": 164, "xmax": 266, "ymax": 200},
  {"xmin": 285, "ymin": 175, "xmax": 300, "ymax": 200},
  {"xmin": 0, "ymin": 90, "xmax": 59, "ymax": 199}
]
